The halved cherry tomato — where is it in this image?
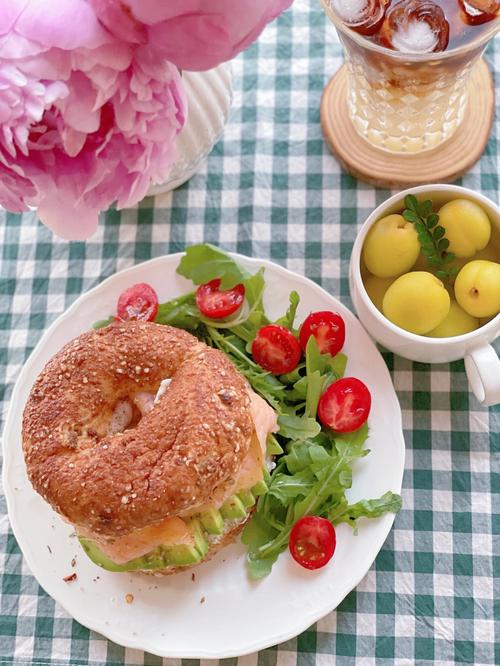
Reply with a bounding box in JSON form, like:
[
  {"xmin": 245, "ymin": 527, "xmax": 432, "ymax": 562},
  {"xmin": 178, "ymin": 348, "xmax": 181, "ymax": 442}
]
[
  {"xmin": 299, "ymin": 311, "xmax": 346, "ymax": 356},
  {"xmin": 289, "ymin": 516, "xmax": 336, "ymax": 570},
  {"xmin": 195, "ymin": 279, "xmax": 245, "ymax": 319},
  {"xmin": 318, "ymin": 377, "xmax": 371, "ymax": 433},
  {"xmin": 251, "ymin": 324, "xmax": 301, "ymax": 374},
  {"xmin": 117, "ymin": 283, "xmax": 159, "ymax": 322}
]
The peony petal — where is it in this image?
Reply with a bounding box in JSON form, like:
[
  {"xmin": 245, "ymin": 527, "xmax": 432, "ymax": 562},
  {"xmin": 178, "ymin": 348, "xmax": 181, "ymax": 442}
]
[
  {"xmin": 93, "ymin": 0, "xmax": 294, "ymax": 70},
  {"xmin": 37, "ymin": 194, "xmax": 100, "ymax": 240},
  {"xmin": 0, "ymin": 0, "xmax": 31, "ymax": 36},
  {"xmin": 60, "ymin": 127, "xmax": 87, "ymax": 157},
  {"xmin": 89, "ymin": 0, "xmax": 146, "ymax": 44},
  {"xmin": 0, "ymin": 32, "xmax": 45, "ymax": 58},
  {"xmin": 15, "ymin": 50, "xmax": 72, "ymax": 81},
  {"xmin": 16, "ymin": 0, "xmax": 114, "ymax": 50},
  {"xmin": 71, "ymin": 43, "xmax": 132, "ymax": 73},
  {"xmin": 55, "ymin": 71, "xmax": 100, "ymax": 132}
]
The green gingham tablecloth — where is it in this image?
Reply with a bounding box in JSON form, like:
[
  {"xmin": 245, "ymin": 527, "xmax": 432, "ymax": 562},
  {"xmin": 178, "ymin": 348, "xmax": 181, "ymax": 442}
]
[{"xmin": 1, "ymin": 1, "xmax": 499, "ymax": 664}]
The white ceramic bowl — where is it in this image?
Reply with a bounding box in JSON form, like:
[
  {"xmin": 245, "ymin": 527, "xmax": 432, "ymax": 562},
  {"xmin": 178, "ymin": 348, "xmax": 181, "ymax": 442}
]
[{"xmin": 349, "ymin": 184, "xmax": 500, "ymax": 407}]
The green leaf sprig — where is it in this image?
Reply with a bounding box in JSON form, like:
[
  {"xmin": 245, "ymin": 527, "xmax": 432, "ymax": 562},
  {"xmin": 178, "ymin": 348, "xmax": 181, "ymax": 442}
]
[{"xmin": 402, "ymin": 194, "xmax": 458, "ymax": 280}]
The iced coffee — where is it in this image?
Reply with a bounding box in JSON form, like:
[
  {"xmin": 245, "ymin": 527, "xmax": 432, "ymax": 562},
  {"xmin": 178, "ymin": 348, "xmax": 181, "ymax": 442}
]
[{"xmin": 322, "ymin": 1, "xmax": 500, "ymax": 153}]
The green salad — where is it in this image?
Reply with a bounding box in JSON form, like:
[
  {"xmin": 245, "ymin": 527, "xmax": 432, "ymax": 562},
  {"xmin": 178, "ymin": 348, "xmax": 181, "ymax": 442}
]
[{"xmin": 95, "ymin": 243, "xmax": 402, "ymax": 579}]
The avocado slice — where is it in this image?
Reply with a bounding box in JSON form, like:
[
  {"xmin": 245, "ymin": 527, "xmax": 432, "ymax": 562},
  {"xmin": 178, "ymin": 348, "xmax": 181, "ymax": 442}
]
[
  {"xmin": 238, "ymin": 489, "xmax": 256, "ymax": 509},
  {"xmin": 161, "ymin": 519, "xmax": 208, "ymax": 567},
  {"xmin": 79, "ymin": 518, "xmax": 210, "ymax": 572},
  {"xmin": 251, "ymin": 478, "xmax": 268, "ymax": 497},
  {"xmin": 220, "ymin": 495, "xmax": 247, "ymax": 520},
  {"xmin": 199, "ymin": 507, "xmax": 225, "ymax": 535},
  {"xmin": 162, "ymin": 543, "xmax": 204, "ymax": 567},
  {"xmin": 190, "ymin": 518, "xmax": 209, "ymax": 558},
  {"xmin": 78, "ymin": 537, "xmax": 165, "ymax": 572}
]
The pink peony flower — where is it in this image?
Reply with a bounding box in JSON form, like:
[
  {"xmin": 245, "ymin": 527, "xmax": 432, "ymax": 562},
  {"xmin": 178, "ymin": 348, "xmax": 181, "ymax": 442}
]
[
  {"xmin": 90, "ymin": 0, "xmax": 294, "ymax": 71},
  {"xmin": 0, "ymin": 0, "xmax": 186, "ymax": 239},
  {"xmin": 0, "ymin": 0, "xmax": 292, "ymax": 239}
]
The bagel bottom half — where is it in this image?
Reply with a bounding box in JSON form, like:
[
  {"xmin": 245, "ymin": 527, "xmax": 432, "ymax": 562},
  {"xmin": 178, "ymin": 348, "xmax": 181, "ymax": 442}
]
[{"xmin": 22, "ymin": 321, "xmax": 277, "ymax": 575}]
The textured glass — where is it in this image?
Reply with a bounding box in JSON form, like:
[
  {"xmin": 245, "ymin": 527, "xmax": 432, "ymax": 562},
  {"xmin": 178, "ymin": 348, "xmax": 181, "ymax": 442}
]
[{"xmin": 322, "ymin": 1, "xmax": 497, "ymax": 154}]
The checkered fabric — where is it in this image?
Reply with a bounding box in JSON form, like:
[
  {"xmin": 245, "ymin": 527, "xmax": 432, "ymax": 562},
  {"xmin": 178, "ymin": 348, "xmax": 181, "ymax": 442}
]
[{"xmin": 0, "ymin": 1, "xmax": 499, "ymax": 664}]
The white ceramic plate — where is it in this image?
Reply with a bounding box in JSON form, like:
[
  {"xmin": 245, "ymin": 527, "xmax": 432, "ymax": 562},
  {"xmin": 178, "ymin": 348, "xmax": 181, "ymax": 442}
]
[{"xmin": 2, "ymin": 254, "xmax": 405, "ymax": 659}]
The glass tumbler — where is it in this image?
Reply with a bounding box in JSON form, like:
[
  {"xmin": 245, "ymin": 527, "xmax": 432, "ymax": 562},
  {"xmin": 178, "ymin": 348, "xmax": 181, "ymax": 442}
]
[{"xmin": 321, "ymin": 1, "xmax": 499, "ymax": 154}]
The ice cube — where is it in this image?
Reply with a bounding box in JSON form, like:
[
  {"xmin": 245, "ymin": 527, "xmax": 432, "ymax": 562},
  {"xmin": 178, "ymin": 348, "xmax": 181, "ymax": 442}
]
[
  {"xmin": 332, "ymin": 0, "xmax": 387, "ymax": 35},
  {"xmin": 459, "ymin": 0, "xmax": 499, "ymax": 25},
  {"xmin": 392, "ymin": 18, "xmax": 440, "ymax": 52},
  {"xmin": 382, "ymin": 1, "xmax": 450, "ymax": 53},
  {"xmin": 333, "ymin": 0, "xmax": 371, "ymax": 23}
]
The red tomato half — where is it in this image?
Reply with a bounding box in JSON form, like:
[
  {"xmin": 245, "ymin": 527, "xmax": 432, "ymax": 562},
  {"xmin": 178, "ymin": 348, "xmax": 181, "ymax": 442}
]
[
  {"xmin": 317, "ymin": 377, "xmax": 371, "ymax": 433},
  {"xmin": 251, "ymin": 325, "xmax": 301, "ymax": 375},
  {"xmin": 117, "ymin": 283, "xmax": 159, "ymax": 322},
  {"xmin": 299, "ymin": 311, "xmax": 346, "ymax": 356},
  {"xmin": 289, "ymin": 516, "xmax": 336, "ymax": 570},
  {"xmin": 195, "ymin": 279, "xmax": 245, "ymax": 319}
]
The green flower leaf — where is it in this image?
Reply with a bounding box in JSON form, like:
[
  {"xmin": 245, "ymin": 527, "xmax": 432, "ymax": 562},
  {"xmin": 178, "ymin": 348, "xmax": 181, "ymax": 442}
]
[
  {"xmin": 427, "ymin": 213, "xmax": 439, "ymax": 228},
  {"xmin": 402, "ymin": 199, "xmax": 456, "ymax": 282},
  {"xmin": 404, "ymin": 194, "xmax": 419, "ymax": 212},
  {"xmin": 403, "ymin": 210, "xmax": 419, "ymax": 224},
  {"xmin": 419, "ymin": 200, "xmax": 433, "ymax": 217}
]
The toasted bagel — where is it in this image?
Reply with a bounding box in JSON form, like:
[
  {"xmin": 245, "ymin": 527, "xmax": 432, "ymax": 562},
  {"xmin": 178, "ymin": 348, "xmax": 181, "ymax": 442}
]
[{"xmin": 22, "ymin": 321, "xmax": 255, "ymax": 539}]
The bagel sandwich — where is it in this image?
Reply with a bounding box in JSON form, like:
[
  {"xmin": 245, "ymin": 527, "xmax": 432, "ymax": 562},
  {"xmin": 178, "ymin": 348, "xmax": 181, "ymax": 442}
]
[{"xmin": 22, "ymin": 321, "xmax": 277, "ymax": 574}]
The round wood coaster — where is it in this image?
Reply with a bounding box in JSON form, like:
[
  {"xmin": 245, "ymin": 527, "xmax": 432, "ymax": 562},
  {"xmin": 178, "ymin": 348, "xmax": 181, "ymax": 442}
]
[{"xmin": 320, "ymin": 59, "xmax": 494, "ymax": 188}]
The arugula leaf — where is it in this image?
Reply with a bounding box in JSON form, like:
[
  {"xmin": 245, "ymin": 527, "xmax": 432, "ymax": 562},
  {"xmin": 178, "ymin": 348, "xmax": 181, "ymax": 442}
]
[
  {"xmin": 93, "ymin": 316, "xmax": 115, "ymax": 329},
  {"xmin": 305, "ymin": 335, "xmax": 328, "ymax": 374},
  {"xmin": 277, "ymin": 414, "xmax": 321, "ymax": 441},
  {"xmin": 177, "ymin": 244, "xmax": 250, "ymax": 289},
  {"xmin": 330, "ymin": 492, "xmax": 402, "ymax": 526},
  {"xmin": 283, "ymin": 442, "xmax": 316, "ymax": 474},
  {"xmin": 280, "ymin": 363, "xmax": 306, "ymax": 385},
  {"xmin": 242, "ymin": 512, "xmax": 281, "ymax": 579},
  {"xmin": 334, "ymin": 422, "xmax": 370, "ymax": 451},
  {"xmin": 246, "ymin": 553, "xmax": 279, "ymax": 580},
  {"xmin": 275, "ymin": 291, "xmax": 300, "ymax": 331},
  {"xmin": 305, "ymin": 370, "xmax": 323, "ymax": 419},
  {"xmin": 154, "ymin": 292, "xmax": 201, "ymax": 330},
  {"xmin": 267, "ymin": 434, "xmax": 284, "ymax": 456},
  {"xmin": 288, "ymin": 375, "xmax": 308, "ymax": 401},
  {"xmin": 292, "ymin": 438, "xmax": 363, "ymax": 521},
  {"xmin": 303, "ymin": 337, "xmax": 349, "ymax": 418},
  {"xmin": 268, "ymin": 468, "xmax": 315, "ymax": 503},
  {"xmin": 304, "ymin": 336, "xmax": 347, "ymax": 378},
  {"xmin": 329, "ymin": 352, "xmax": 347, "ymax": 378}
]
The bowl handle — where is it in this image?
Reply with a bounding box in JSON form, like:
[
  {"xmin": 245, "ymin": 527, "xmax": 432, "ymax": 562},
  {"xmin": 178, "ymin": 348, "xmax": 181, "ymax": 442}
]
[{"xmin": 464, "ymin": 344, "xmax": 500, "ymax": 407}]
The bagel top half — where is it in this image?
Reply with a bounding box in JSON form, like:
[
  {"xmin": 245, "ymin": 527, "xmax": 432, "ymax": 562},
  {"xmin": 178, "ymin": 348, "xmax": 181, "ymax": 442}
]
[{"xmin": 22, "ymin": 321, "xmax": 276, "ymax": 556}]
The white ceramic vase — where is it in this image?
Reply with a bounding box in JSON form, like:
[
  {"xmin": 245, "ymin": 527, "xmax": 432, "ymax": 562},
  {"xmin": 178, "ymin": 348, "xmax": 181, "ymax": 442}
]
[{"xmin": 147, "ymin": 63, "xmax": 233, "ymax": 196}]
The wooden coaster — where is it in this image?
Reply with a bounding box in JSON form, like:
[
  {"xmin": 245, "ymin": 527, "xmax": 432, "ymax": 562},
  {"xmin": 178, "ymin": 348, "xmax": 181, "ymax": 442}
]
[{"xmin": 320, "ymin": 59, "xmax": 494, "ymax": 188}]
